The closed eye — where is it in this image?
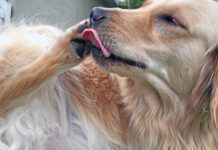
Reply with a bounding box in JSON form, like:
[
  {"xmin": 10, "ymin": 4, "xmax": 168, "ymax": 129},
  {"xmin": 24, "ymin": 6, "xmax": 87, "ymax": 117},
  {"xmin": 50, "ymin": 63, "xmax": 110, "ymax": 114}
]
[{"xmin": 159, "ymin": 15, "xmax": 186, "ymax": 29}]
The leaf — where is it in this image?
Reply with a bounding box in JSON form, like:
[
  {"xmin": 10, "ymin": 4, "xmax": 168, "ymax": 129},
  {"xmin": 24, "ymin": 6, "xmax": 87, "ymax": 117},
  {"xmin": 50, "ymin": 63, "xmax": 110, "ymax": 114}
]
[{"xmin": 117, "ymin": 0, "xmax": 145, "ymax": 9}]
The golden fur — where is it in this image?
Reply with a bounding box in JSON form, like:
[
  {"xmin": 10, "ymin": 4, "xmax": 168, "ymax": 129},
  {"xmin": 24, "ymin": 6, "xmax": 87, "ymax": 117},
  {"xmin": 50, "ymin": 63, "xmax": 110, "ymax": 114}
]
[{"xmin": 1, "ymin": 0, "xmax": 218, "ymax": 149}]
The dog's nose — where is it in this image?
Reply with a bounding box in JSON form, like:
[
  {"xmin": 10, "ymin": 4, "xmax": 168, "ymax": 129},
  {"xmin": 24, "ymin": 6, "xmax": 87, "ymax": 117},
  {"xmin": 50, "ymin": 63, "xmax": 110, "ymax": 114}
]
[{"xmin": 90, "ymin": 7, "xmax": 107, "ymax": 25}]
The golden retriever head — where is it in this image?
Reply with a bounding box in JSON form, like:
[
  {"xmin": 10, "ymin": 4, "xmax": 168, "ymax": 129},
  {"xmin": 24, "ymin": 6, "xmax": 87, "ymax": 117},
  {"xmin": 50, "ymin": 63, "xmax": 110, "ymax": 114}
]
[{"xmin": 84, "ymin": 0, "xmax": 218, "ymax": 126}]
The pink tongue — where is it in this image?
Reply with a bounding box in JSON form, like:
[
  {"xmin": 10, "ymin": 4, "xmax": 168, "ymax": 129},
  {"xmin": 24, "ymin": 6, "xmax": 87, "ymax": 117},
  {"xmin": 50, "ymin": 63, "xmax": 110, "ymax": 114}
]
[{"xmin": 82, "ymin": 29, "xmax": 111, "ymax": 57}]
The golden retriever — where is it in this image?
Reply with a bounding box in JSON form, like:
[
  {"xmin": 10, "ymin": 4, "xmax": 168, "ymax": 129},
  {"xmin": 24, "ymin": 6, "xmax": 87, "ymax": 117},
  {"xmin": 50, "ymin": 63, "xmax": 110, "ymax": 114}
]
[{"xmin": 1, "ymin": 0, "xmax": 218, "ymax": 149}]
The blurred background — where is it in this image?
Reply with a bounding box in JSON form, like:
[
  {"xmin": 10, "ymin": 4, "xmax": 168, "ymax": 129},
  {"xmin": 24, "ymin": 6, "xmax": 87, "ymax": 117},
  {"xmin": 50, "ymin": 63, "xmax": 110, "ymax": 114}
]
[{"xmin": 0, "ymin": 0, "xmax": 145, "ymax": 28}]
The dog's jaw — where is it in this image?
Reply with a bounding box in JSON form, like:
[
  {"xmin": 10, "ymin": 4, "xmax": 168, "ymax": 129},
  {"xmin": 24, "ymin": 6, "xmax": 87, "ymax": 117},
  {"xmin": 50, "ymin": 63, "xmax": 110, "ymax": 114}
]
[{"xmin": 82, "ymin": 29, "xmax": 147, "ymax": 73}]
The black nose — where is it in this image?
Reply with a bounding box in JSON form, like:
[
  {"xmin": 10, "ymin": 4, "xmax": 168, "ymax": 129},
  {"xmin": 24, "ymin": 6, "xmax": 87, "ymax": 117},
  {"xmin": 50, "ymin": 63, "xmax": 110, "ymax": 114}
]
[{"xmin": 90, "ymin": 7, "xmax": 107, "ymax": 25}]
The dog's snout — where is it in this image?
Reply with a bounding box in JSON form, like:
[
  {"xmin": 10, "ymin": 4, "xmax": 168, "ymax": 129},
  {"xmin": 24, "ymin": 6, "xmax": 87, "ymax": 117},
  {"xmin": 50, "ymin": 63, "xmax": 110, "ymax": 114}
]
[{"xmin": 90, "ymin": 7, "xmax": 107, "ymax": 25}]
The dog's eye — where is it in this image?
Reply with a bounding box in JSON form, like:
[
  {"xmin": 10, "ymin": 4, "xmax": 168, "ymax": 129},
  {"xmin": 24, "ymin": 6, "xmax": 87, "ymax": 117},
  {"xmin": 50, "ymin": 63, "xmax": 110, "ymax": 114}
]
[{"xmin": 159, "ymin": 15, "xmax": 185, "ymax": 28}]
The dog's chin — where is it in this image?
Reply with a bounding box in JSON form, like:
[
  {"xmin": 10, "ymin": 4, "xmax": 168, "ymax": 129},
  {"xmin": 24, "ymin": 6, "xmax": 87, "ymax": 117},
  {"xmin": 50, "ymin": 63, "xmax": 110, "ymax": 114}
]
[{"xmin": 91, "ymin": 46, "xmax": 146, "ymax": 72}]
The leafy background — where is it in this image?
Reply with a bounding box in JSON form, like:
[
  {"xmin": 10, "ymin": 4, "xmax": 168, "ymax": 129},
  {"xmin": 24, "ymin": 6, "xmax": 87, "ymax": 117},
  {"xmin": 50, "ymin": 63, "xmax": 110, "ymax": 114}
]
[
  {"xmin": 117, "ymin": 0, "xmax": 145, "ymax": 8},
  {"xmin": 105, "ymin": 0, "xmax": 145, "ymax": 8}
]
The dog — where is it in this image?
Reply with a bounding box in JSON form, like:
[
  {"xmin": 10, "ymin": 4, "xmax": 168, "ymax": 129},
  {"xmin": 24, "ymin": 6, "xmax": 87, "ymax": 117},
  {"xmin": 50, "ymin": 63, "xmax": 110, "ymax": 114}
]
[{"xmin": 1, "ymin": 0, "xmax": 218, "ymax": 149}]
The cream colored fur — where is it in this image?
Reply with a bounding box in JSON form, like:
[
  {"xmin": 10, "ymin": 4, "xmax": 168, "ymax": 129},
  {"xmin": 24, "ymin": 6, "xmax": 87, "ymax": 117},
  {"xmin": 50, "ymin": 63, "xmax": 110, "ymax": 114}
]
[{"xmin": 1, "ymin": 0, "xmax": 218, "ymax": 150}]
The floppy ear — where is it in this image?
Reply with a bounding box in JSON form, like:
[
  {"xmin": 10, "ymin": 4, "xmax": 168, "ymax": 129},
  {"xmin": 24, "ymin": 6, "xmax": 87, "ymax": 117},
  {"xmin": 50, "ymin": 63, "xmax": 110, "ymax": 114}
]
[
  {"xmin": 210, "ymin": 45, "xmax": 218, "ymax": 128},
  {"xmin": 192, "ymin": 45, "xmax": 218, "ymax": 128},
  {"xmin": 212, "ymin": 82, "xmax": 218, "ymax": 128}
]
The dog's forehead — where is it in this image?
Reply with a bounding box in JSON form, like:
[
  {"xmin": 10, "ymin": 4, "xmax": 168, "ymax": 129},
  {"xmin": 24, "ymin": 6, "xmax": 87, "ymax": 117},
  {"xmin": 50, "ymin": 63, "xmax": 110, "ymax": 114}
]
[
  {"xmin": 145, "ymin": 0, "xmax": 218, "ymax": 20},
  {"xmin": 141, "ymin": 0, "xmax": 218, "ymax": 44},
  {"xmin": 145, "ymin": 0, "xmax": 216, "ymax": 7}
]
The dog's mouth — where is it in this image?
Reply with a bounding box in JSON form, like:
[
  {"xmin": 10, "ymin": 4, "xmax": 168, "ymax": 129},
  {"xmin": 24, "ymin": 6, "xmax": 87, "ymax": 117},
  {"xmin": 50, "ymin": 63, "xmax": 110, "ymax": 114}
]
[{"xmin": 82, "ymin": 29, "xmax": 146, "ymax": 69}]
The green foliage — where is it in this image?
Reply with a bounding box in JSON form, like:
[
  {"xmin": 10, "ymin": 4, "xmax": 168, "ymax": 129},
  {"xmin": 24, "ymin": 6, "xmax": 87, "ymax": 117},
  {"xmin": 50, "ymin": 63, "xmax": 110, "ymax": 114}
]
[{"xmin": 117, "ymin": 0, "xmax": 145, "ymax": 9}]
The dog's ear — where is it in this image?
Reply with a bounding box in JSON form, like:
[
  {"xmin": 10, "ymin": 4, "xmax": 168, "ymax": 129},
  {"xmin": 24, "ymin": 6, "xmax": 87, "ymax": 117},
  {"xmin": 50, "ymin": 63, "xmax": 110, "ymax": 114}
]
[
  {"xmin": 192, "ymin": 45, "xmax": 218, "ymax": 128},
  {"xmin": 210, "ymin": 45, "xmax": 218, "ymax": 128},
  {"xmin": 211, "ymin": 82, "xmax": 218, "ymax": 128}
]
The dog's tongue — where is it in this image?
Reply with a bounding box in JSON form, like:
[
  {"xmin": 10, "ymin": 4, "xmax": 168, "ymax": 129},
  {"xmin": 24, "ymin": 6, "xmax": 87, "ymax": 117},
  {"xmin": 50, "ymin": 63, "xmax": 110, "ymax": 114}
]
[{"xmin": 82, "ymin": 29, "xmax": 111, "ymax": 57}]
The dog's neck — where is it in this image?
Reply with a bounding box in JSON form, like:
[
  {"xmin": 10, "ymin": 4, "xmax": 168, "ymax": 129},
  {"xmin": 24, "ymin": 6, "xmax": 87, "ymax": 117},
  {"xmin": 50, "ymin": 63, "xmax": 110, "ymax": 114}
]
[
  {"xmin": 119, "ymin": 77, "xmax": 216, "ymax": 149},
  {"xmin": 120, "ymin": 76, "xmax": 213, "ymax": 125},
  {"xmin": 120, "ymin": 77, "xmax": 180, "ymax": 122}
]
